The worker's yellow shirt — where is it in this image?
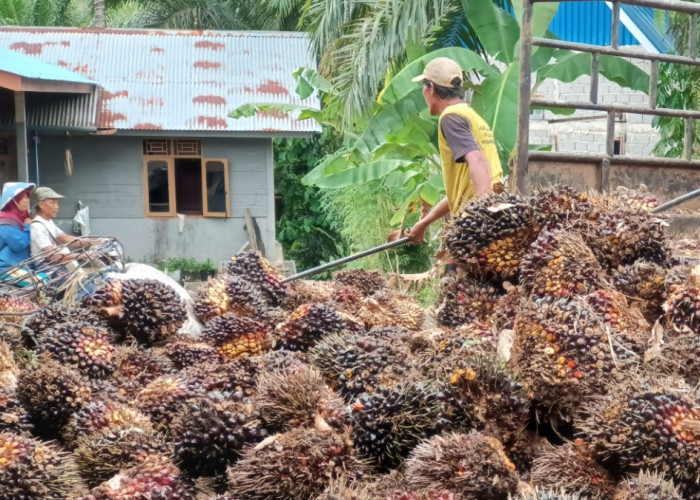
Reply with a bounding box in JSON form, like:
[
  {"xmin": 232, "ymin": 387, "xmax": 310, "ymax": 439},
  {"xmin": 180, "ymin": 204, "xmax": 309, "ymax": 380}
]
[{"xmin": 438, "ymin": 103, "xmax": 503, "ymax": 213}]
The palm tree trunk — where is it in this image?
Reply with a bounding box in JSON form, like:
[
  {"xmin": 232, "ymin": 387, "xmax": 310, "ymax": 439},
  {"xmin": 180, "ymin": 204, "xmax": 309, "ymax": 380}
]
[{"xmin": 94, "ymin": 0, "xmax": 106, "ymax": 28}]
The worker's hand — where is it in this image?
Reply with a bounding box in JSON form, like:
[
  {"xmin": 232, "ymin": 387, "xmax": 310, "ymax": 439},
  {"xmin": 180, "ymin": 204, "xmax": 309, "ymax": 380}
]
[{"xmin": 404, "ymin": 221, "xmax": 427, "ymax": 244}]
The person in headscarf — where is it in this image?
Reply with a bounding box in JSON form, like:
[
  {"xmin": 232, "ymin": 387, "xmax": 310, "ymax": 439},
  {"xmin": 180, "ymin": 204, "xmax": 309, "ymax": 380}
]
[{"xmin": 0, "ymin": 182, "xmax": 35, "ymax": 272}]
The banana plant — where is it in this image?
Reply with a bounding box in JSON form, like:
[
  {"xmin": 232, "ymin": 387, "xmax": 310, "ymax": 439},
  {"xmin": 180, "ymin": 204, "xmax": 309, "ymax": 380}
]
[{"xmin": 231, "ymin": 0, "xmax": 650, "ymax": 226}]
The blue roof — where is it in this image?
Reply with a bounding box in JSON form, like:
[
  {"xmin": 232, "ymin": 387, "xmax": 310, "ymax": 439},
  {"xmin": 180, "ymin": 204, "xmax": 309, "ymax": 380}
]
[
  {"xmin": 0, "ymin": 46, "xmax": 94, "ymax": 84},
  {"xmin": 548, "ymin": 1, "xmax": 671, "ymax": 53}
]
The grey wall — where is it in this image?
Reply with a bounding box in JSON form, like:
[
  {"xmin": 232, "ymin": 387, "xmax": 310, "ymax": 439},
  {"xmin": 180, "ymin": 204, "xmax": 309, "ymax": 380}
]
[{"xmin": 32, "ymin": 134, "xmax": 275, "ymax": 266}]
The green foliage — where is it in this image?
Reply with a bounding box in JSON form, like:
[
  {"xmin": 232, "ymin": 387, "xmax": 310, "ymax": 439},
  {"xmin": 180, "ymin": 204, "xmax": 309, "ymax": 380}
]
[
  {"xmin": 274, "ymin": 128, "xmax": 347, "ymax": 273},
  {"xmin": 156, "ymin": 257, "xmax": 216, "ymax": 274},
  {"xmin": 0, "ymin": 0, "xmax": 92, "ymax": 26}
]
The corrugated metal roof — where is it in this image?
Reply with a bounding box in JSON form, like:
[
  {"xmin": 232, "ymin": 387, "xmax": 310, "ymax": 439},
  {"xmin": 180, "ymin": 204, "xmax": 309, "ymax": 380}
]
[
  {"xmin": 0, "ymin": 46, "xmax": 94, "ymax": 84},
  {"xmin": 0, "ymin": 27, "xmax": 321, "ymax": 133}
]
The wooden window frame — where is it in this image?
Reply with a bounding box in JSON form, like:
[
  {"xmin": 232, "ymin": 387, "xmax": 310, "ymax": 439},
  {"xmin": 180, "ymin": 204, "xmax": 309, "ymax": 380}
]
[
  {"xmin": 142, "ymin": 154, "xmax": 230, "ymax": 218},
  {"xmin": 202, "ymin": 158, "xmax": 230, "ymax": 217}
]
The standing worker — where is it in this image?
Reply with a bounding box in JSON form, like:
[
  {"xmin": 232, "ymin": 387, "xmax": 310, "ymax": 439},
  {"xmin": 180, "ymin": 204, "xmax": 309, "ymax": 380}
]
[{"xmin": 405, "ymin": 57, "xmax": 503, "ymax": 244}]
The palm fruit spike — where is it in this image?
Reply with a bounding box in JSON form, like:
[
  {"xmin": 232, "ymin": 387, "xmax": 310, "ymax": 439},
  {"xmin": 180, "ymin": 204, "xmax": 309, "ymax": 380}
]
[
  {"xmin": 404, "ymin": 432, "xmax": 519, "ymax": 500},
  {"xmin": 581, "ymin": 209, "xmax": 669, "ymax": 271},
  {"xmin": 519, "ymin": 230, "xmax": 609, "ymax": 303},
  {"xmin": 334, "ymin": 268, "xmax": 388, "ymax": 296},
  {"xmin": 254, "ymin": 364, "xmax": 349, "ymax": 433},
  {"xmin": 201, "ymin": 313, "xmax": 272, "ymax": 360},
  {"xmin": 613, "ymin": 470, "xmax": 683, "ymax": 500},
  {"xmin": 112, "ymin": 344, "xmax": 176, "ymax": 397},
  {"xmin": 613, "ymin": 260, "xmax": 667, "ymax": 321},
  {"xmin": 0, "ymin": 431, "xmax": 85, "ymax": 499},
  {"xmin": 529, "ymin": 184, "xmax": 597, "ymax": 230},
  {"xmin": 511, "ymin": 305, "xmax": 639, "ymax": 425},
  {"xmin": 530, "ymin": 440, "xmax": 616, "ymax": 499},
  {"xmin": 311, "ymin": 332, "xmax": 415, "ymax": 403},
  {"xmin": 17, "ymin": 356, "xmax": 91, "ymax": 439},
  {"xmin": 0, "ymin": 293, "xmax": 36, "ymax": 325},
  {"xmin": 646, "ymin": 334, "xmax": 700, "ymax": 387},
  {"xmin": 62, "ymin": 399, "xmax": 153, "ymax": 446},
  {"xmin": 227, "ymin": 427, "xmax": 366, "ymax": 500},
  {"xmin": 435, "ymin": 275, "xmax": 501, "ymax": 327},
  {"xmin": 181, "ymin": 358, "xmax": 261, "ymax": 401},
  {"xmin": 444, "ymin": 192, "xmax": 540, "ymax": 281},
  {"xmin": 276, "ymin": 303, "xmax": 363, "ymax": 352},
  {"xmin": 113, "ymin": 279, "xmax": 187, "ymax": 344},
  {"xmin": 0, "ymin": 387, "xmax": 32, "ymax": 434},
  {"xmin": 74, "ymin": 426, "xmax": 172, "ymax": 487},
  {"xmin": 664, "ymin": 265, "xmax": 700, "ymax": 334},
  {"xmin": 162, "ymin": 337, "xmax": 221, "ymax": 369},
  {"xmin": 355, "ymin": 292, "xmax": 425, "ymax": 331},
  {"xmin": 226, "ymin": 250, "xmax": 287, "ymax": 305},
  {"xmin": 37, "ymin": 321, "xmax": 116, "ymax": 379},
  {"xmin": 513, "ymin": 489, "xmax": 583, "ymax": 500},
  {"xmin": 0, "ymin": 340, "xmax": 17, "ymax": 391},
  {"xmin": 135, "ymin": 375, "xmax": 202, "ymax": 433},
  {"xmin": 576, "ymin": 378, "xmax": 700, "ymax": 493},
  {"xmin": 171, "ymin": 396, "xmax": 268, "ymax": 477},
  {"xmin": 583, "ymin": 289, "xmax": 650, "ymax": 340},
  {"xmin": 79, "ymin": 454, "xmax": 194, "ymax": 500},
  {"xmin": 351, "ymin": 382, "xmax": 448, "ymax": 470}
]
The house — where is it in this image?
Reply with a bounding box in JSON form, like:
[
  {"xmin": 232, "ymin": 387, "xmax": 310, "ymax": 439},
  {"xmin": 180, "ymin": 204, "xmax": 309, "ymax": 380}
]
[
  {"xmin": 0, "ymin": 27, "xmax": 320, "ymax": 265},
  {"xmin": 530, "ymin": 1, "xmax": 670, "ymax": 157}
]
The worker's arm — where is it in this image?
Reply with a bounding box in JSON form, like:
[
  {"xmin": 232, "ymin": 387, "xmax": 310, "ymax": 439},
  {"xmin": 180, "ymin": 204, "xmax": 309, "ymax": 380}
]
[
  {"xmin": 405, "ymin": 197, "xmax": 451, "ymax": 243},
  {"xmin": 464, "ymin": 149, "xmax": 494, "ymax": 199}
]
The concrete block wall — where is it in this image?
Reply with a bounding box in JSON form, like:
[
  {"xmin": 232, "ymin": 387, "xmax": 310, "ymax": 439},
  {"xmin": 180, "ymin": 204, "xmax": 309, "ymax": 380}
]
[{"xmin": 530, "ymin": 58, "xmax": 660, "ymax": 157}]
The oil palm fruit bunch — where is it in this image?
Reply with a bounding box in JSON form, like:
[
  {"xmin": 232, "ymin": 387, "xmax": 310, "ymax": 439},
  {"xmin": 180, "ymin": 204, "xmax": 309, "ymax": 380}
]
[
  {"xmin": 194, "ymin": 274, "xmax": 269, "ymax": 324},
  {"xmin": 181, "ymin": 358, "xmax": 261, "ymax": 401},
  {"xmin": 0, "ymin": 340, "xmax": 17, "ymax": 390},
  {"xmin": 254, "ymin": 364, "xmax": 349, "ymax": 433},
  {"xmin": 404, "ymin": 431, "xmax": 519, "ymax": 500},
  {"xmin": 80, "ymin": 454, "xmax": 194, "ymax": 500},
  {"xmin": 201, "ymin": 313, "xmax": 272, "ymax": 360},
  {"xmin": 444, "ymin": 192, "xmax": 540, "ymax": 281},
  {"xmin": 227, "ymin": 427, "xmax": 366, "ymax": 500},
  {"xmin": 582, "ymin": 209, "xmax": 669, "ymax": 271},
  {"xmin": 663, "ymin": 265, "xmax": 699, "ymax": 334},
  {"xmin": 62, "ymin": 399, "xmax": 153, "ymax": 446},
  {"xmin": 511, "ymin": 306, "xmax": 636, "ymax": 424},
  {"xmin": 355, "ymin": 292, "xmax": 424, "ymax": 331},
  {"xmin": 596, "ymin": 185, "xmax": 660, "ymax": 213},
  {"xmin": 513, "ymin": 489, "xmax": 583, "ymax": 500},
  {"xmin": 17, "ymin": 356, "xmax": 91, "ymax": 438},
  {"xmin": 435, "ymin": 351, "xmax": 531, "ymax": 463},
  {"xmin": 276, "ymin": 303, "xmax": 363, "ymax": 352},
  {"xmin": 350, "ymin": 382, "xmax": 448, "ymax": 470},
  {"xmin": 490, "ymin": 283, "xmax": 522, "ymax": 330},
  {"xmin": 613, "ymin": 470, "xmax": 683, "ymax": 500},
  {"xmin": 282, "ymin": 279, "xmax": 335, "ymax": 311},
  {"xmin": 519, "ymin": 230, "xmax": 608, "ymax": 302},
  {"xmin": 529, "ymin": 184, "xmax": 597, "ymax": 230},
  {"xmin": 135, "ymin": 375, "xmax": 202, "ymax": 433},
  {"xmin": 226, "ymin": 250, "xmax": 287, "ymax": 305},
  {"xmin": 311, "ymin": 332, "xmax": 414, "ymax": 402},
  {"xmin": 24, "ymin": 304, "xmax": 110, "ymax": 342},
  {"xmin": 36, "ymin": 321, "xmax": 116, "ymax": 379},
  {"xmin": 0, "ymin": 293, "xmax": 36, "ymax": 325},
  {"xmin": 73, "ymin": 426, "xmax": 172, "ymax": 487},
  {"xmin": 576, "ymin": 378, "xmax": 700, "ymax": 493},
  {"xmin": 613, "ymin": 260, "xmax": 668, "ymax": 321},
  {"xmin": 111, "ymin": 344, "xmax": 176, "ymax": 397},
  {"xmin": 0, "ymin": 386, "xmax": 32, "ymax": 434},
  {"xmin": 646, "ymin": 334, "xmax": 700, "ymax": 387},
  {"xmin": 583, "ymin": 289, "xmax": 650, "ymax": 338},
  {"xmin": 334, "ymin": 269, "xmax": 388, "ymax": 296},
  {"xmin": 162, "ymin": 336, "xmax": 221, "ymax": 369},
  {"xmin": 530, "ymin": 440, "xmax": 616, "ymax": 499},
  {"xmin": 170, "ymin": 395, "xmax": 268, "ymax": 477},
  {"xmin": 435, "ymin": 275, "xmax": 500, "ymax": 327},
  {"xmin": 114, "ymin": 279, "xmax": 187, "ymax": 344},
  {"xmin": 0, "ymin": 431, "xmax": 84, "ymax": 499},
  {"xmin": 331, "ymin": 285, "xmax": 365, "ymax": 316}
]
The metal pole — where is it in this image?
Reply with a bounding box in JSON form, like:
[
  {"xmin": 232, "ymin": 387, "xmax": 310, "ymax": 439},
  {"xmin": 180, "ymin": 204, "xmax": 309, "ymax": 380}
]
[
  {"xmin": 282, "ymin": 237, "xmax": 410, "ymax": 283},
  {"xmin": 651, "ymin": 188, "xmax": 700, "ymax": 213}
]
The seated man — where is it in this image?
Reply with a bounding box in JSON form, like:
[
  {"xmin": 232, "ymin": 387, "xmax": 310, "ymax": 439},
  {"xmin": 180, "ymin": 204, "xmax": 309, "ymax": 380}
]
[{"xmin": 30, "ymin": 187, "xmax": 94, "ymax": 264}]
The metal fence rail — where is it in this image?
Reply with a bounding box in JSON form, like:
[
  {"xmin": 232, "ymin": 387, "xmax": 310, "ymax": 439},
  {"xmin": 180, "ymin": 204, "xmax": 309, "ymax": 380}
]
[{"xmin": 516, "ymin": 0, "xmax": 700, "ymax": 193}]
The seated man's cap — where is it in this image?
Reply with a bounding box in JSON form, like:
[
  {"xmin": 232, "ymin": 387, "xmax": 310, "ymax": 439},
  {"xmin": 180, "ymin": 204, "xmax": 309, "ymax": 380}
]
[
  {"xmin": 32, "ymin": 187, "xmax": 64, "ymax": 208},
  {"xmin": 411, "ymin": 57, "xmax": 463, "ymax": 89}
]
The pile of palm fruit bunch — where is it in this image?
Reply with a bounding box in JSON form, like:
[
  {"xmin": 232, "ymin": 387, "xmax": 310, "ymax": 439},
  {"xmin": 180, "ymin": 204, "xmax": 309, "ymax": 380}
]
[{"xmin": 0, "ymin": 182, "xmax": 697, "ymax": 500}]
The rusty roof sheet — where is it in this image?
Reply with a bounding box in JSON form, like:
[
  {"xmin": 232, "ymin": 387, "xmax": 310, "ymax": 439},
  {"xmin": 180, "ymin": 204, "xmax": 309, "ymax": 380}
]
[
  {"xmin": 0, "ymin": 27, "xmax": 321, "ymax": 134},
  {"xmin": 0, "ymin": 46, "xmax": 94, "ymax": 84}
]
